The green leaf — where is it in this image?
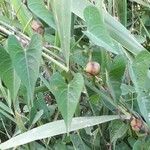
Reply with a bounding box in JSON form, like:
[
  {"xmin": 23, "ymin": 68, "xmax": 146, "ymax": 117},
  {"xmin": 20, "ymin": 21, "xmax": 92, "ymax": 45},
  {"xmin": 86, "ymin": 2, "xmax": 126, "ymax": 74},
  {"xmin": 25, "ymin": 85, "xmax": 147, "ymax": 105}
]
[
  {"xmin": 27, "ymin": 0, "xmax": 56, "ymax": 29},
  {"xmin": 133, "ymin": 140, "xmax": 143, "ymax": 150},
  {"xmin": 0, "ymin": 101, "xmax": 13, "ymax": 115},
  {"xmin": 84, "ymin": 6, "xmax": 119, "ymax": 54},
  {"xmin": 110, "ymin": 120, "xmax": 128, "ymax": 149},
  {"xmin": 71, "ymin": 0, "xmax": 145, "ymax": 55},
  {"xmin": 41, "ymin": 73, "xmax": 84, "ymax": 129},
  {"xmin": 115, "ymin": 141, "xmax": 130, "ymax": 150},
  {"xmin": 134, "ymin": 139, "xmax": 150, "ymax": 150},
  {"xmin": 31, "ymin": 110, "xmax": 43, "ymax": 126},
  {"xmin": 35, "ymin": 93, "xmax": 50, "ymax": 119},
  {"xmin": 52, "ymin": 0, "xmax": 72, "ymax": 68},
  {"xmin": 0, "ymin": 109, "xmax": 15, "ymax": 123},
  {"xmin": 54, "ymin": 142, "xmax": 68, "ymax": 150},
  {"xmin": 104, "ymin": 11, "xmax": 145, "ymax": 55},
  {"xmin": 132, "ymin": 51, "xmax": 150, "ymax": 90},
  {"xmin": 85, "ymin": 79, "xmax": 117, "ymax": 112},
  {"xmin": 121, "ymin": 84, "xmax": 135, "ymax": 95},
  {"xmin": 106, "ymin": 56, "xmax": 126, "ymax": 102},
  {"xmin": 0, "ymin": 45, "xmax": 20, "ymax": 100},
  {"xmin": 115, "ymin": 0, "xmax": 127, "ymax": 26},
  {"xmin": 129, "ymin": 51, "xmax": 150, "ymax": 126},
  {"xmin": 70, "ymin": 134, "xmax": 90, "ymax": 150},
  {"xmin": 29, "ymin": 142, "xmax": 47, "ymax": 150},
  {"xmin": 11, "ymin": 0, "xmax": 33, "ymax": 36},
  {"xmin": 0, "ymin": 115, "xmax": 125, "ymax": 149},
  {"xmin": 7, "ymin": 34, "xmax": 42, "ymax": 106}
]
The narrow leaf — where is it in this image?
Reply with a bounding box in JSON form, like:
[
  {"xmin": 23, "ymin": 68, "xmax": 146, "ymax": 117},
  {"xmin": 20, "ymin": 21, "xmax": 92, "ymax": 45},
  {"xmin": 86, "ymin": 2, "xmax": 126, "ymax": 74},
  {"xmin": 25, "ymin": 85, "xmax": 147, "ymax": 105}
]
[
  {"xmin": 0, "ymin": 101, "xmax": 13, "ymax": 115},
  {"xmin": 0, "ymin": 115, "xmax": 126, "ymax": 149},
  {"xmin": 52, "ymin": 0, "xmax": 72, "ymax": 68}
]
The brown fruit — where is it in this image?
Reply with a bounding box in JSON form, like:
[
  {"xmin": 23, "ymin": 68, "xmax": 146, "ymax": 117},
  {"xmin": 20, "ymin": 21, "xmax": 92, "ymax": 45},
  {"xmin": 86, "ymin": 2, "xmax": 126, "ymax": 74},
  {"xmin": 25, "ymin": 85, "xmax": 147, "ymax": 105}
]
[
  {"xmin": 31, "ymin": 20, "xmax": 44, "ymax": 35},
  {"xmin": 130, "ymin": 117, "xmax": 142, "ymax": 132},
  {"xmin": 85, "ymin": 61, "xmax": 100, "ymax": 76}
]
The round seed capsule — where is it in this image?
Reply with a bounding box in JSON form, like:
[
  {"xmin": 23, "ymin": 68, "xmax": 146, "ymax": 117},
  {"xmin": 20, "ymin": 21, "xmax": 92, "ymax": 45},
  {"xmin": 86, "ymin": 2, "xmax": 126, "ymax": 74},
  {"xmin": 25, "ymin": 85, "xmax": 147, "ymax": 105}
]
[{"xmin": 85, "ymin": 61, "xmax": 100, "ymax": 76}]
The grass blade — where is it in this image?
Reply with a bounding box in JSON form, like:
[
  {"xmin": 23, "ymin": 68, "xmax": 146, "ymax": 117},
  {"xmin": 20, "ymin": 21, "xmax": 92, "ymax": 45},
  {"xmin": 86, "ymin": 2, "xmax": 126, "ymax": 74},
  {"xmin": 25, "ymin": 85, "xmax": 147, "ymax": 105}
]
[
  {"xmin": 52, "ymin": 0, "xmax": 72, "ymax": 68},
  {"xmin": 0, "ymin": 115, "xmax": 128, "ymax": 149}
]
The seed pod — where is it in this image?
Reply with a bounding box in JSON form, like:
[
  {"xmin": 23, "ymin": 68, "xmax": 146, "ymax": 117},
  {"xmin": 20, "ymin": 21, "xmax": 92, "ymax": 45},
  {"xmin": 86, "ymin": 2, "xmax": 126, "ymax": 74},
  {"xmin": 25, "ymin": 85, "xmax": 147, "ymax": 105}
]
[
  {"xmin": 130, "ymin": 117, "xmax": 143, "ymax": 132},
  {"xmin": 85, "ymin": 61, "xmax": 100, "ymax": 76}
]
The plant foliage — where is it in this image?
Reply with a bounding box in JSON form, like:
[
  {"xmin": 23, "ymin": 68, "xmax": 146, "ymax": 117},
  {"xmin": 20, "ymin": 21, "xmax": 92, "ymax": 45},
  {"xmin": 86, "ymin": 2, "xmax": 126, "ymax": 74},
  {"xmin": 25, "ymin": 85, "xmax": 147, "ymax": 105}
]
[{"xmin": 0, "ymin": 0, "xmax": 150, "ymax": 149}]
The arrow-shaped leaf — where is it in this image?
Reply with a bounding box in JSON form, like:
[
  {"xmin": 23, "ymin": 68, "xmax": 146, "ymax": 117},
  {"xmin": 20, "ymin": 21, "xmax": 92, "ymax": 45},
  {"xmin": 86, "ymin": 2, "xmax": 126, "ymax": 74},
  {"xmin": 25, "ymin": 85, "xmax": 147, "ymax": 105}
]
[
  {"xmin": 84, "ymin": 5, "xmax": 120, "ymax": 54},
  {"xmin": 71, "ymin": 0, "xmax": 144, "ymax": 55},
  {"xmin": 41, "ymin": 73, "xmax": 84, "ymax": 129},
  {"xmin": 7, "ymin": 34, "xmax": 42, "ymax": 106},
  {"xmin": 129, "ymin": 51, "xmax": 150, "ymax": 126}
]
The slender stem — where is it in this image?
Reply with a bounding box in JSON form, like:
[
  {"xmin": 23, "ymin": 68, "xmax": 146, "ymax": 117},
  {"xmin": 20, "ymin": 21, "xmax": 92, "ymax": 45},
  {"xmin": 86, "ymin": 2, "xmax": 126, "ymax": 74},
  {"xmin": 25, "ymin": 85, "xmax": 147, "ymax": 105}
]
[
  {"xmin": 0, "ymin": 21, "xmax": 64, "ymax": 59},
  {"xmin": 44, "ymin": 44, "xmax": 62, "ymax": 52},
  {"xmin": 42, "ymin": 53, "xmax": 68, "ymax": 72},
  {"xmin": 0, "ymin": 21, "xmax": 30, "ymax": 40},
  {"xmin": 0, "ymin": 25, "xmax": 12, "ymax": 36},
  {"xmin": 43, "ymin": 47, "xmax": 64, "ymax": 62},
  {"xmin": 71, "ymin": 34, "xmax": 85, "ymax": 50}
]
